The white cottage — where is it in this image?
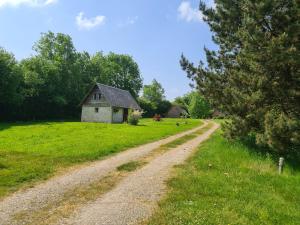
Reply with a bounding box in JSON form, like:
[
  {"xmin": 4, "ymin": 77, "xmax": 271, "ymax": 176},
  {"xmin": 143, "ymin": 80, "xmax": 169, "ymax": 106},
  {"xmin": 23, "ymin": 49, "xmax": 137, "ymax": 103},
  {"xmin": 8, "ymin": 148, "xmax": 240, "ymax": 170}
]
[{"xmin": 80, "ymin": 83, "xmax": 141, "ymax": 123}]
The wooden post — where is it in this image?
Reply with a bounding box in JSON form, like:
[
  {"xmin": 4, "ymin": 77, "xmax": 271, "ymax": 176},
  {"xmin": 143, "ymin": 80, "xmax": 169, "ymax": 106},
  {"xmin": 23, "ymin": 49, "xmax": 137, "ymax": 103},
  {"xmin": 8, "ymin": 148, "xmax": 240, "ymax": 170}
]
[{"xmin": 278, "ymin": 157, "xmax": 284, "ymax": 174}]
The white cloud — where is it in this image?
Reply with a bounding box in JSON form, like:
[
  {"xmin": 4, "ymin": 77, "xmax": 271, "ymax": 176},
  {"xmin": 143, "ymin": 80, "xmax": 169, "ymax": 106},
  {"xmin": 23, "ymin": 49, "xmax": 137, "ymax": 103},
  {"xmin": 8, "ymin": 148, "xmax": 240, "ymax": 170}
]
[
  {"xmin": 118, "ymin": 16, "xmax": 138, "ymax": 27},
  {"xmin": 0, "ymin": 0, "xmax": 57, "ymax": 8},
  {"xmin": 76, "ymin": 12, "xmax": 106, "ymax": 30},
  {"xmin": 44, "ymin": 0, "xmax": 56, "ymax": 5},
  {"xmin": 178, "ymin": 1, "xmax": 203, "ymax": 22},
  {"xmin": 128, "ymin": 16, "xmax": 138, "ymax": 25}
]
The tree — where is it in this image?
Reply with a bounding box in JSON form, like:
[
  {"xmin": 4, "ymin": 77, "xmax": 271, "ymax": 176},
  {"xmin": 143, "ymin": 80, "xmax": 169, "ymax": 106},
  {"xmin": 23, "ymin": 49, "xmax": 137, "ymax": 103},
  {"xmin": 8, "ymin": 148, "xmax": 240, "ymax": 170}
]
[
  {"xmin": 156, "ymin": 100, "xmax": 172, "ymax": 116},
  {"xmin": 21, "ymin": 56, "xmax": 62, "ymax": 119},
  {"xmin": 174, "ymin": 92, "xmax": 193, "ymax": 110},
  {"xmin": 188, "ymin": 92, "xmax": 211, "ymax": 119},
  {"xmin": 142, "ymin": 79, "xmax": 165, "ymax": 103},
  {"xmin": 0, "ymin": 48, "xmax": 23, "ymax": 120},
  {"xmin": 181, "ymin": 0, "xmax": 300, "ymax": 155},
  {"xmin": 21, "ymin": 32, "xmax": 143, "ymax": 120},
  {"xmin": 175, "ymin": 92, "xmax": 211, "ymax": 118},
  {"xmin": 1, "ymin": 31, "xmax": 144, "ymax": 121},
  {"xmin": 140, "ymin": 79, "xmax": 171, "ymax": 117},
  {"xmin": 90, "ymin": 52, "xmax": 142, "ymax": 98},
  {"xmin": 138, "ymin": 98, "xmax": 155, "ymax": 118},
  {"xmin": 21, "ymin": 32, "xmax": 84, "ymax": 119}
]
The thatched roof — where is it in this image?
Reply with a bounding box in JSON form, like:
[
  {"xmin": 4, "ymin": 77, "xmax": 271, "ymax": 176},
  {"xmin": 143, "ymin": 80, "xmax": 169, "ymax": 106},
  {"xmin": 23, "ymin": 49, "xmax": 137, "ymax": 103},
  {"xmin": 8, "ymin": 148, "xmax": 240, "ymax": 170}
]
[
  {"xmin": 166, "ymin": 105, "xmax": 187, "ymax": 118},
  {"xmin": 80, "ymin": 83, "xmax": 141, "ymax": 110}
]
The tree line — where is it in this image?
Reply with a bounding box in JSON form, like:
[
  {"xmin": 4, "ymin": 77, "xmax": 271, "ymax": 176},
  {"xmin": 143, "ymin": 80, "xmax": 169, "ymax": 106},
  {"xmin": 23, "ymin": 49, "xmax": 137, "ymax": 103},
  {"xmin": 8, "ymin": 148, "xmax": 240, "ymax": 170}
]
[
  {"xmin": 138, "ymin": 79, "xmax": 212, "ymax": 119},
  {"xmin": 0, "ymin": 30, "xmax": 212, "ymax": 122},
  {"xmin": 181, "ymin": 0, "xmax": 299, "ymax": 155},
  {"xmin": 0, "ymin": 31, "xmax": 143, "ymax": 121}
]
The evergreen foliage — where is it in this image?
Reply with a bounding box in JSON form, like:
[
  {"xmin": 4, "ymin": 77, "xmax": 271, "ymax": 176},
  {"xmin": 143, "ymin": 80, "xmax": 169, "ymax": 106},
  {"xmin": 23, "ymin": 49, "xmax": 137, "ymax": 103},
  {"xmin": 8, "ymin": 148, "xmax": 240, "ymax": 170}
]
[{"xmin": 181, "ymin": 0, "xmax": 300, "ymax": 155}]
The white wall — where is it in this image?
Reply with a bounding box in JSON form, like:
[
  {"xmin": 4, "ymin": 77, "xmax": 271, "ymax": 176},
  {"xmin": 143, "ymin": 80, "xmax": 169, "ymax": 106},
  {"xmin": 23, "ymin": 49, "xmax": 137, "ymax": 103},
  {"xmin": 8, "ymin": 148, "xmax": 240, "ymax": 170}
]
[
  {"xmin": 81, "ymin": 106, "xmax": 112, "ymax": 123},
  {"xmin": 112, "ymin": 108, "xmax": 124, "ymax": 123}
]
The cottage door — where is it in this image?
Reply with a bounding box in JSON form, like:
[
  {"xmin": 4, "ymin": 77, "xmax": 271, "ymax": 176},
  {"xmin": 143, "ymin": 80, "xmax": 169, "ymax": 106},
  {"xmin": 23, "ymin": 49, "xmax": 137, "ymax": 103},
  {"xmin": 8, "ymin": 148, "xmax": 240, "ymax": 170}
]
[{"xmin": 123, "ymin": 108, "xmax": 128, "ymax": 122}]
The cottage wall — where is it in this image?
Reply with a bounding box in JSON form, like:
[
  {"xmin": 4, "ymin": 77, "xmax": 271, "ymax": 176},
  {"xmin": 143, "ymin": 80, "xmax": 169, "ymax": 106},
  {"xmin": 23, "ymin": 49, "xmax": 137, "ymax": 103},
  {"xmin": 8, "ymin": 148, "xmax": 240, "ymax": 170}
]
[
  {"xmin": 81, "ymin": 88, "xmax": 113, "ymax": 123},
  {"xmin": 112, "ymin": 108, "xmax": 124, "ymax": 123},
  {"xmin": 81, "ymin": 106, "xmax": 112, "ymax": 123},
  {"xmin": 86, "ymin": 88, "xmax": 106, "ymax": 104}
]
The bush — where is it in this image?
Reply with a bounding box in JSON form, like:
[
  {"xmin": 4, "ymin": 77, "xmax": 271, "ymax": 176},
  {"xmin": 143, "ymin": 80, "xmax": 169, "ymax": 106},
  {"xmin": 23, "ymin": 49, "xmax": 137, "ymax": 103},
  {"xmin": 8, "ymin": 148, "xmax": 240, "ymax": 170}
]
[
  {"xmin": 128, "ymin": 110, "xmax": 142, "ymax": 125},
  {"xmin": 153, "ymin": 114, "xmax": 161, "ymax": 121},
  {"xmin": 138, "ymin": 98, "xmax": 172, "ymax": 118},
  {"xmin": 138, "ymin": 98, "xmax": 156, "ymax": 117}
]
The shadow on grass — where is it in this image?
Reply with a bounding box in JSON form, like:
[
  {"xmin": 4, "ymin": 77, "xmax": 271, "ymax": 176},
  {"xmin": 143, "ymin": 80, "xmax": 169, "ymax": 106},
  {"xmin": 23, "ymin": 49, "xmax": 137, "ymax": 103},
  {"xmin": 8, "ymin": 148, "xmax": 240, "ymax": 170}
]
[
  {"xmin": 127, "ymin": 123, "xmax": 147, "ymax": 127},
  {"xmin": 0, "ymin": 122, "xmax": 51, "ymax": 132},
  {"xmin": 0, "ymin": 123, "xmax": 13, "ymax": 131},
  {"xmin": 240, "ymin": 135, "xmax": 300, "ymax": 173},
  {"xmin": 0, "ymin": 162, "xmax": 8, "ymax": 170},
  {"xmin": 0, "ymin": 119, "xmax": 80, "ymax": 131}
]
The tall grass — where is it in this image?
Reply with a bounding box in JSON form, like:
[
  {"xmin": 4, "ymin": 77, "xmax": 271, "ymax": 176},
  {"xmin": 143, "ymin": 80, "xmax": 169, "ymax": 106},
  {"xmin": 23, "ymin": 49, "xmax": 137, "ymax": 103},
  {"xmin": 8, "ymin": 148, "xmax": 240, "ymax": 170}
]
[{"xmin": 148, "ymin": 131, "xmax": 300, "ymax": 225}]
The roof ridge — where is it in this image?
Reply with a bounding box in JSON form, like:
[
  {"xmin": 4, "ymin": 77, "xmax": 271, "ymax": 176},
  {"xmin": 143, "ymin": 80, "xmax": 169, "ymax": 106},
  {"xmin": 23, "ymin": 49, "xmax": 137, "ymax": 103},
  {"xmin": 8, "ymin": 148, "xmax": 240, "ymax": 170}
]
[{"xmin": 97, "ymin": 83, "xmax": 129, "ymax": 93}]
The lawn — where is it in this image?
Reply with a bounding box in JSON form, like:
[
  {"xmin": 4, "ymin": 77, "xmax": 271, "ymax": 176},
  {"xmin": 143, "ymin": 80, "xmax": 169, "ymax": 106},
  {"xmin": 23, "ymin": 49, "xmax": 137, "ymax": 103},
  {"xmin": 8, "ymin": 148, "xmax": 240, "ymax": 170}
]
[
  {"xmin": 0, "ymin": 118, "xmax": 201, "ymax": 198},
  {"xmin": 148, "ymin": 131, "xmax": 300, "ymax": 225}
]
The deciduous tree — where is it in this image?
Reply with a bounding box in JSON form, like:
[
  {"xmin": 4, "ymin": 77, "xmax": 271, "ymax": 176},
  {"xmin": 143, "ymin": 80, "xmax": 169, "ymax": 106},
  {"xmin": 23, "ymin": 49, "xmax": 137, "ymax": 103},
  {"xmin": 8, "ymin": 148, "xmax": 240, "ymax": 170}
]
[
  {"xmin": 0, "ymin": 48, "xmax": 23, "ymax": 120},
  {"xmin": 91, "ymin": 52, "xmax": 142, "ymax": 98},
  {"xmin": 188, "ymin": 92, "xmax": 211, "ymax": 119},
  {"xmin": 140, "ymin": 79, "xmax": 171, "ymax": 117}
]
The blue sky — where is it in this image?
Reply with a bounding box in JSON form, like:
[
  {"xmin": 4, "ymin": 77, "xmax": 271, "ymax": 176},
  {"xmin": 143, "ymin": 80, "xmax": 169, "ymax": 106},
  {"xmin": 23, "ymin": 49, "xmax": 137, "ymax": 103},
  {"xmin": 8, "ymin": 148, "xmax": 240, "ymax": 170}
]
[{"xmin": 0, "ymin": 0, "xmax": 216, "ymax": 100}]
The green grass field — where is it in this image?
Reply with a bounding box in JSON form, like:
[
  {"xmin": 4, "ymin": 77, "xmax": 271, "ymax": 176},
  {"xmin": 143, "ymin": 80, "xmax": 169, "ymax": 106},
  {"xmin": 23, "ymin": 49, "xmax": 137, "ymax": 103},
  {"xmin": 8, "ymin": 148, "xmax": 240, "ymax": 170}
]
[
  {"xmin": 148, "ymin": 131, "xmax": 300, "ymax": 225},
  {"xmin": 0, "ymin": 118, "xmax": 201, "ymax": 198}
]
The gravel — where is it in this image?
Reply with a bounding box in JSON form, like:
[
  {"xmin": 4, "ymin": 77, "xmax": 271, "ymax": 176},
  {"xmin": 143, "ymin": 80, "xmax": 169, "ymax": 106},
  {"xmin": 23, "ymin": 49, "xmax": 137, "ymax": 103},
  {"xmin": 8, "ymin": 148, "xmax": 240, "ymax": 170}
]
[{"xmin": 58, "ymin": 122, "xmax": 219, "ymax": 225}]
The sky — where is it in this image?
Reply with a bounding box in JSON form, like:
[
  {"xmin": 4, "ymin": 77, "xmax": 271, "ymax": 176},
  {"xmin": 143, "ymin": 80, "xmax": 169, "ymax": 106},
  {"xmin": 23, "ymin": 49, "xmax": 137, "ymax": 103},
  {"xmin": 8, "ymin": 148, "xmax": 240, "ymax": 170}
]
[{"xmin": 0, "ymin": 0, "xmax": 216, "ymax": 100}]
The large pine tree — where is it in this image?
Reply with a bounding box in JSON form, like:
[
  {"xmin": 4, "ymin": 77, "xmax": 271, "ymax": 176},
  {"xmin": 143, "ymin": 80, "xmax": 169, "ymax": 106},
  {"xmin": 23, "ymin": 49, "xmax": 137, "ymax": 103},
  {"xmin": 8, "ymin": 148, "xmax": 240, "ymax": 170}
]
[{"xmin": 181, "ymin": 0, "xmax": 300, "ymax": 155}]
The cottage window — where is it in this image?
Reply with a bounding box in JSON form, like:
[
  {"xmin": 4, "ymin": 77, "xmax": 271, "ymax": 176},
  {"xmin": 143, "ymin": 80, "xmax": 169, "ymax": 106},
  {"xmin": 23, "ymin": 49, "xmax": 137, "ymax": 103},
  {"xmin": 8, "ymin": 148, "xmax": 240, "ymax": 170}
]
[
  {"xmin": 98, "ymin": 93, "xmax": 101, "ymax": 99},
  {"xmin": 95, "ymin": 107, "xmax": 99, "ymax": 113},
  {"xmin": 93, "ymin": 94, "xmax": 97, "ymax": 100}
]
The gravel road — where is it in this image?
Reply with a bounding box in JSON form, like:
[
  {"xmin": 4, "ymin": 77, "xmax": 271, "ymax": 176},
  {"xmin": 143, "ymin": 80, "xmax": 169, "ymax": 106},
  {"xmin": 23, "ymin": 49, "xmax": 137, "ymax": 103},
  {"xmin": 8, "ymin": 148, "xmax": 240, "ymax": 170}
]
[
  {"xmin": 0, "ymin": 121, "xmax": 208, "ymax": 225},
  {"xmin": 58, "ymin": 122, "xmax": 219, "ymax": 225}
]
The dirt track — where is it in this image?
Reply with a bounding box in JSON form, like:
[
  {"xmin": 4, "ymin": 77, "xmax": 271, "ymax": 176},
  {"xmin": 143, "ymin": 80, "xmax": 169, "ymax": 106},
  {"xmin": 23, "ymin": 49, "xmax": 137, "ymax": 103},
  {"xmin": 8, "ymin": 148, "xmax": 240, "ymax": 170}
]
[{"xmin": 59, "ymin": 122, "xmax": 219, "ymax": 225}]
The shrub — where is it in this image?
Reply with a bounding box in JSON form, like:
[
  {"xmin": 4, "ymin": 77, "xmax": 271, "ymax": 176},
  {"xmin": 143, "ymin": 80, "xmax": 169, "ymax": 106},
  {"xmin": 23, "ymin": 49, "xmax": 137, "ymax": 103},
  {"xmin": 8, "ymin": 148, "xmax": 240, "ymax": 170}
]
[
  {"xmin": 153, "ymin": 114, "xmax": 161, "ymax": 121},
  {"xmin": 138, "ymin": 98, "xmax": 172, "ymax": 118},
  {"xmin": 128, "ymin": 110, "xmax": 142, "ymax": 125},
  {"xmin": 138, "ymin": 98, "xmax": 156, "ymax": 117}
]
